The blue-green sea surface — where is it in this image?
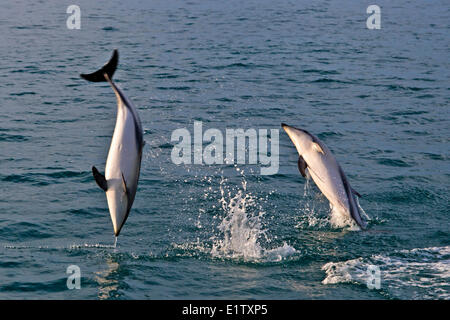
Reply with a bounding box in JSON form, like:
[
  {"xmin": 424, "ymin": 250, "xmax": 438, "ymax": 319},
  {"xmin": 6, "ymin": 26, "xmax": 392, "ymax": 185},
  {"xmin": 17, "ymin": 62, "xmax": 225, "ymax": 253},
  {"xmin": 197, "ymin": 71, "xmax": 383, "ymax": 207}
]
[{"xmin": 0, "ymin": 0, "xmax": 448, "ymax": 299}]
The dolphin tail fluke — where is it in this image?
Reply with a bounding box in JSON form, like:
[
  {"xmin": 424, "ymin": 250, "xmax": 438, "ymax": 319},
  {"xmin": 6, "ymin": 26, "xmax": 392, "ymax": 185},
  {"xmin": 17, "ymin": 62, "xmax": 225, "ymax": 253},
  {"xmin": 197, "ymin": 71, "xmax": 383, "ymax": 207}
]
[{"xmin": 80, "ymin": 49, "xmax": 118, "ymax": 82}]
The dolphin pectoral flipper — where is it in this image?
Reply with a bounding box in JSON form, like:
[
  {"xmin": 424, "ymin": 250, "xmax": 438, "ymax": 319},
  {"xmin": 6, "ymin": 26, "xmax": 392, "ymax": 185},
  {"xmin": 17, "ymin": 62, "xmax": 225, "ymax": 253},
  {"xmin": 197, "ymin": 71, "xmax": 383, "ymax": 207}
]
[
  {"xmin": 92, "ymin": 166, "xmax": 108, "ymax": 191},
  {"xmin": 80, "ymin": 49, "xmax": 118, "ymax": 82},
  {"xmin": 297, "ymin": 156, "xmax": 308, "ymax": 178}
]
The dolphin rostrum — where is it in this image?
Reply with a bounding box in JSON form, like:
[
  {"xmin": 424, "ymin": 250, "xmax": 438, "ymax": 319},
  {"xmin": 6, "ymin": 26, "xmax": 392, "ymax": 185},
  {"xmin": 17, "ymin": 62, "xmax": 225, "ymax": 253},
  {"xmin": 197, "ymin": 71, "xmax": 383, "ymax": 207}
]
[
  {"xmin": 281, "ymin": 123, "xmax": 367, "ymax": 229},
  {"xmin": 81, "ymin": 50, "xmax": 144, "ymax": 237}
]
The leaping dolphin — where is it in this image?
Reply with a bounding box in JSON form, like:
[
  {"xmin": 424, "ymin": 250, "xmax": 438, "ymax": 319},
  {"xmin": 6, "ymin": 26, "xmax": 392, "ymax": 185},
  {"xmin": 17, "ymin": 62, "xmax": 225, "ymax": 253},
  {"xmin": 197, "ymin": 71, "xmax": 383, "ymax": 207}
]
[
  {"xmin": 281, "ymin": 123, "xmax": 367, "ymax": 229},
  {"xmin": 81, "ymin": 50, "xmax": 144, "ymax": 237}
]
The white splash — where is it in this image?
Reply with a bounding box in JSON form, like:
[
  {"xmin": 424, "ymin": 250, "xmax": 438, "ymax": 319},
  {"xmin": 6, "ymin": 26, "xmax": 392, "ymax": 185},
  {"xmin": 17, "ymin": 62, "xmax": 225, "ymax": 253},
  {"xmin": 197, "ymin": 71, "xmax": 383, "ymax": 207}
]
[
  {"xmin": 330, "ymin": 204, "xmax": 360, "ymax": 230},
  {"xmin": 322, "ymin": 246, "xmax": 450, "ymax": 300},
  {"xmin": 296, "ymin": 178, "xmax": 330, "ymax": 229},
  {"xmin": 210, "ymin": 176, "xmax": 296, "ymax": 262}
]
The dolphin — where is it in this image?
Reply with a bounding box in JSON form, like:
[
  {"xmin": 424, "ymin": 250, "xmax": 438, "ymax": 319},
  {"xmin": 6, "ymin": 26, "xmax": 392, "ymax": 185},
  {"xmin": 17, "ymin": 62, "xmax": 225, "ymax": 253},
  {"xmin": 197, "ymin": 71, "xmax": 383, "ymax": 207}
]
[
  {"xmin": 281, "ymin": 123, "xmax": 367, "ymax": 229},
  {"xmin": 81, "ymin": 50, "xmax": 144, "ymax": 237}
]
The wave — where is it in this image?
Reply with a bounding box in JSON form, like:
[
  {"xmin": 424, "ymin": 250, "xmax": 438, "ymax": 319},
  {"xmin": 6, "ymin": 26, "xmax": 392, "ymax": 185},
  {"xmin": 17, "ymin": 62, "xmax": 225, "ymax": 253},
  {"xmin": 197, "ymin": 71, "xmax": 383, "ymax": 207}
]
[
  {"xmin": 0, "ymin": 133, "xmax": 29, "ymax": 142},
  {"xmin": 0, "ymin": 170, "xmax": 90, "ymax": 185},
  {"xmin": 322, "ymin": 246, "xmax": 450, "ymax": 300},
  {"xmin": 3, "ymin": 242, "xmax": 116, "ymax": 250}
]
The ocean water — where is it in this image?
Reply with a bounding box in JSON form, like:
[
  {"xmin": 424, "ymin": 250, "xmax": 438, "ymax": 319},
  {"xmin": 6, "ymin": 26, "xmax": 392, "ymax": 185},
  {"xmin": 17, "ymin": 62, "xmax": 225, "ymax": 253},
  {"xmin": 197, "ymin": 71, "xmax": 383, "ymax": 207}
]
[{"xmin": 0, "ymin": 0, "xmax": 448, "ymax": 299}]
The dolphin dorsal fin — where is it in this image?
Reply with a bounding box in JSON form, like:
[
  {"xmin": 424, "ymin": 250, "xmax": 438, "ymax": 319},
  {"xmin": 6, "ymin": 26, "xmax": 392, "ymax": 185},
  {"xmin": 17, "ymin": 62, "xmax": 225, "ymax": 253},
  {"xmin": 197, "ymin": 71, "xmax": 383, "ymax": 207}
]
[
  {"xmin": 312, "ymin": 142, "xmax": 325, "ymax": 155},
  {"xmin": 352, "ymin": 187, "xmax": 362, "ymax": 198},
  {"xmin": 297, "ymin": 156, "xmax": 308, "ymax": 178},
  {"xmin": 121, "ymin": 173, "xmax": 128, "ymax": 195},
  {"xmin": 92, "ymin": 166, "xmax": 108, "ymax": 191}
]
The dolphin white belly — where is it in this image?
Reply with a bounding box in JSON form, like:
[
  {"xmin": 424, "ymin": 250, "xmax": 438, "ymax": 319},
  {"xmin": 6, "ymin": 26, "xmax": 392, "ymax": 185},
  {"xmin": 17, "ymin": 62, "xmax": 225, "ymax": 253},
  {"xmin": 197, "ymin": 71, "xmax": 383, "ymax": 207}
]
[
  {"xmin": 81, "ymin": 50, "xmax": 144, "ymax": 236},
  {"xmin": 302, "ymin": 148, "xmax": 348, "ymax": 212}
]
